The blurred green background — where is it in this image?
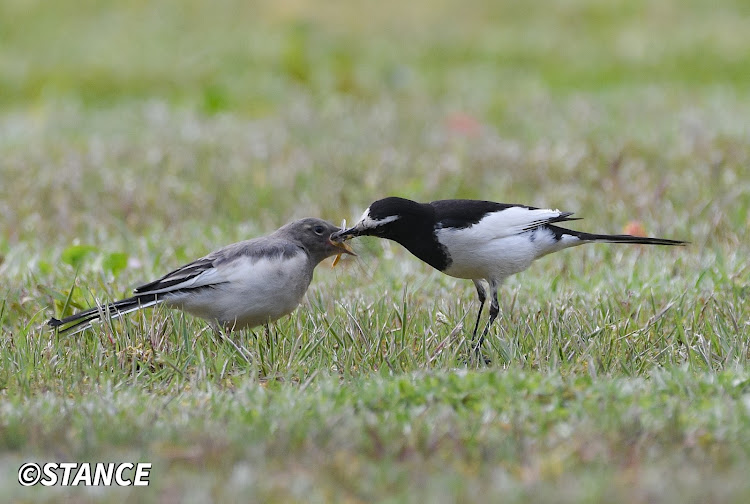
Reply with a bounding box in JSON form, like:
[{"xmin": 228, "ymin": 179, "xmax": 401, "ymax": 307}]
[{"xmin": 3, "ymin": 0, "xmax": 750, "ymax": 110}]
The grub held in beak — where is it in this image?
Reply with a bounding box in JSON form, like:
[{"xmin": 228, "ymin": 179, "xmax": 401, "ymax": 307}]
[{"xmin": 331, "ymin": 227, "xmax": 359, "ymax": 242}]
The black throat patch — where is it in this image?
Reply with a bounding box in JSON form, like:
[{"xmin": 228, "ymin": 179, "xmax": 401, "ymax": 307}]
[{"xmin": 392, "ymin": 227, "xmax": 451, "ymax": 272}]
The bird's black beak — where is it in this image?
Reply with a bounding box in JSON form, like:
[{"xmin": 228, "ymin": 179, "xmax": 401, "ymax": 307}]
[{"xmin": 331, "ymin": 227, "xmax": 360, "ymax": 243}]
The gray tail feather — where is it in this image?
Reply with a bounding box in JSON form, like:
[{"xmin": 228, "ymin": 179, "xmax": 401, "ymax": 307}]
[
  {"xmin": 548, "ymin": 225, "xmax": 688, "ymax": 246},
  {"xmin": 48, "ymin": 294, "xmax": 161, "ymax": 335}
]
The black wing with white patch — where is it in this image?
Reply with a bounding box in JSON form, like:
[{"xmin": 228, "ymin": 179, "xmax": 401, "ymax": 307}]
[
  {"xmin": 432, "ymin": 199, "xmax": 580, "ymax": 240},
  {"xmin": 430, "ymin": 200, "xmax": 535, "ymax": 229}
]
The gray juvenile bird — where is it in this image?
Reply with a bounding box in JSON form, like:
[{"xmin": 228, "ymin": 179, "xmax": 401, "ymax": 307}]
[
  {"xmin": 49, "ymin": 218, "xmax": 355, "ymax": 335},
  {"xmin": 333, "ymin": 197, "xmax": 686, "ymax": 350}
]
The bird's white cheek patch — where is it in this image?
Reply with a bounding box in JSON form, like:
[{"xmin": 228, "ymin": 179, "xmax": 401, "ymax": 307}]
[{"xmin": 355, "ymin": 208, "xmax": 400, "ymax": 230}]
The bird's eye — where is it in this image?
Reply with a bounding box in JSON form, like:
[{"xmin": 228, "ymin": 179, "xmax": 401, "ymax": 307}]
[{"xmin": 313, "ymin": 225, "xmax": 325, "ymax": 235}]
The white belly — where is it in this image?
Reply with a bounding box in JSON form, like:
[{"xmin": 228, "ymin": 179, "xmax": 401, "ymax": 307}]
[{"xmin": 441, "ymin": 233, "xmax": 536, "ymax": 280}]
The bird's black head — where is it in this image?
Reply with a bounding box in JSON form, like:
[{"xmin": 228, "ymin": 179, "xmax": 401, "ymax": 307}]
[
  {"xmin": 331, "ymin": 197, "xmax": 432, "ymax": 242},
  {"xmin": 332, "ymin": 197, "xmax": 451, "ymax": 272}
]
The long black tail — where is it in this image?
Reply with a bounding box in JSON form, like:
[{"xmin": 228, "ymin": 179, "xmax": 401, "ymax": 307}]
[
  {"xmin": 48, "ymin": 293, "xmax": 161, "ymax": 335},
  {"xmin": 548, "ymin": 225, "xmax": 688, "ymax": 246}
]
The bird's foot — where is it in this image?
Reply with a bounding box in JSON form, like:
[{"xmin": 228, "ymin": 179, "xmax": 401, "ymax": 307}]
[{"xmin": 458, "ymin": 340, "xmax": 492, "ymax": 366}]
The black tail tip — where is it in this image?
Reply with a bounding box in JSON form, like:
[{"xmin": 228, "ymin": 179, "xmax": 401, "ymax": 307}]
[{"xmin": 48, "ymin": 317, "xmax": 63, "ymax": 328}]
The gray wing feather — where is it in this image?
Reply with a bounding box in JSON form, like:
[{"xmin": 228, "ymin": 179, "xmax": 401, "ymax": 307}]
[
  {"xmin": 134, "ymin": 257, "xmax": 218, "ymax": 293},
  {"xmin": 134, "ymin": 238, "xmax": 304, "ymax": 294}
]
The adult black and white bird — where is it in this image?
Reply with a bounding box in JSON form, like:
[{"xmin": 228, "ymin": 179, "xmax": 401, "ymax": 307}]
[
  {"xmin": 49, "ymin": 218, "xmax": 355, "ymax": 335},
  {"xmin": 332, "ymin": 197, "xmax": 686, "ymax": 350}
]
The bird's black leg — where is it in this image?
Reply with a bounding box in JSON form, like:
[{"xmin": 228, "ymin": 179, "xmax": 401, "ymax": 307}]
[
  {"xmin": 471, "ymin": 279, "xmax": 487, "ymax": 340},
  {"xmin": 476, "ymin": 279, "xmax": 500, "ymax": 353}
]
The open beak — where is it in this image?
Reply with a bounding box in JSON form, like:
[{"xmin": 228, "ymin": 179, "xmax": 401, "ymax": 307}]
[
  {"xmin": 329, "ymin": 237, "xmax": 356, "ymax": 267},
  {"xmin": 330, "ymin": 219, "xmax": 359, "ymax": 267},
  {"xmin": 330, "ymin": 239, "xmax": 356, "ymax": 255}
]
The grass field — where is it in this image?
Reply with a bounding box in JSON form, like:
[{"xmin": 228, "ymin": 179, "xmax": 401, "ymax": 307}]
[{"xmin": 1, "ymin": 0, "xmax": 749, "ymax": 502}]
